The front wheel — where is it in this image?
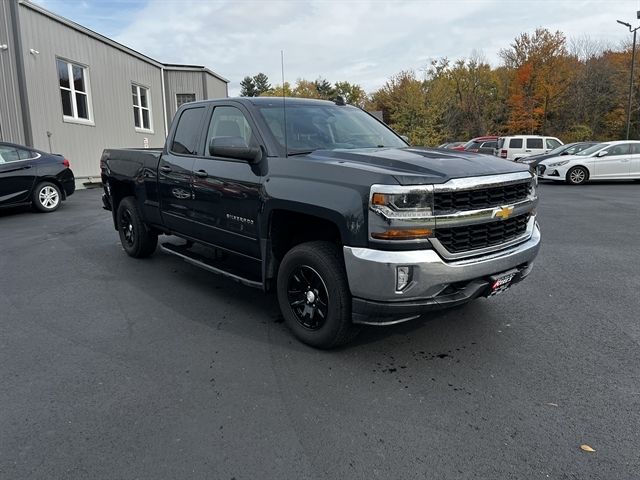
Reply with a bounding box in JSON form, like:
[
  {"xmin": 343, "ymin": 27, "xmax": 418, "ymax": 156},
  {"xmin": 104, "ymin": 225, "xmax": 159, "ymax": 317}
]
[
  {"xmin": 277, "ymin": 241, "xmax": 358, "ymax": 349},
  {"xmin": 566, "ymin": 166, "xmax": 589, "ymax": 185},
  {"xmin": 117, "ymin": 197, "xmax": 157, "ymax": 258}
]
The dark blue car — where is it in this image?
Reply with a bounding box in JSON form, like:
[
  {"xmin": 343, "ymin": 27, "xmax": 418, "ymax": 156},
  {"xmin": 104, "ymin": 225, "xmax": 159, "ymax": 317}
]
[{"xmin": 0, "ymin": 141, "xmax": 75, "ymax": 212}]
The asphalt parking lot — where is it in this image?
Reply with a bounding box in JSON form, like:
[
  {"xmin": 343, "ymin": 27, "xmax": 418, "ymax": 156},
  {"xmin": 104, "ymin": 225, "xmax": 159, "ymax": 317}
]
[{"xmin": 1, "ymin": 182, "xmax": 639, "ymax": 479}]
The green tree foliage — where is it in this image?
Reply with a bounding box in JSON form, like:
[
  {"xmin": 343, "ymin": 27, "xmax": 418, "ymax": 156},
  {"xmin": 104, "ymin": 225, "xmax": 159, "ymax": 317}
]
[
  {"xmin": 253, "ymin": 73, "xmax": 272, "ymax": 95},
  {"xmin": 240, "ymin": 76, "xmax": 257, "ymax": 97},
  {"xmin": 243, "ymin": 29, "xmax": 639, "ymax": 144}
]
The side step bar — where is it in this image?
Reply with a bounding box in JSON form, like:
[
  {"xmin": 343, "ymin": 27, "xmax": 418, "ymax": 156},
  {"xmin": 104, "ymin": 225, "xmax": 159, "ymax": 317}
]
[{"xmin": 160, "ymin": 242, "xmax": 262, "ymax": 289}]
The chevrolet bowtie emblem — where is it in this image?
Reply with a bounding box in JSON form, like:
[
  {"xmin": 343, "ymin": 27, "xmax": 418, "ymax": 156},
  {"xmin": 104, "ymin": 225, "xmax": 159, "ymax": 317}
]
[{"xmin": 494, "ymin": 206, "xmax": 514, "ymax": 219}]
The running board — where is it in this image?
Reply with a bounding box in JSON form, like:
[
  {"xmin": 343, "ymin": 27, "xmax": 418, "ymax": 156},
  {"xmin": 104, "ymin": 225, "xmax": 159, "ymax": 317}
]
[{"xmin": 160, "ymin": 242, "xmax": 262, "ymax": 289}]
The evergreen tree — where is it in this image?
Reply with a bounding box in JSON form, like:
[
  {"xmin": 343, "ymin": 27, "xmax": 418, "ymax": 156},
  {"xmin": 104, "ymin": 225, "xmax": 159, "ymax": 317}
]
[
  {"xmin": 253, "ymin": 73, "xmax": 272, "ymax": 96},
  {"xmin": 240, "ymin": 76, "xmax": 257, "ymax": 97}
]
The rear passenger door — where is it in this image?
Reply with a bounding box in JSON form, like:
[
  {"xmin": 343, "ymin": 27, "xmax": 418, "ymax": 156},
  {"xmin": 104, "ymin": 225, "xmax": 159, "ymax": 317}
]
[
  {"xmin": 190, "ymin": 104, "xmax": 263, "ymax": 259},
  {"xmin": 0, "ymin": 145, "xmax": 38, "ymax": 206},
  {"xmin": 525, "ymin": 138, "xmax": 544, "ymax": 157},
  {"xmin": 158, "ymin": 105, "xmax": 208, "ymax": 235}
]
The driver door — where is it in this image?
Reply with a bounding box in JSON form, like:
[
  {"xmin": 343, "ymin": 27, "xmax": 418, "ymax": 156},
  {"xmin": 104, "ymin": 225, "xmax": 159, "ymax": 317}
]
[{"xmin": 190, "ymin": 105, "xmax": 263, "ymax": 259}]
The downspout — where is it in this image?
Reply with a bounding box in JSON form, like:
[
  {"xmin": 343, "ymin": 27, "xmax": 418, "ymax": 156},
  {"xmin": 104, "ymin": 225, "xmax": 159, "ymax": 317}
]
[
  {"xmin": 160, "ymin": 65, "xmax": 168, "ymax": 137},
  {"xmin": 10, "ymin": 0, "xmax": 33, "ymax": 146}
]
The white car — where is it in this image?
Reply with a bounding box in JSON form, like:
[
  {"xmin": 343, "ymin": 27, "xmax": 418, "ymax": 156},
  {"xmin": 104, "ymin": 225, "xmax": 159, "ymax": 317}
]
[{"xmin": 538, "ymin": 140, "xmax": 640, "ymax": 185}]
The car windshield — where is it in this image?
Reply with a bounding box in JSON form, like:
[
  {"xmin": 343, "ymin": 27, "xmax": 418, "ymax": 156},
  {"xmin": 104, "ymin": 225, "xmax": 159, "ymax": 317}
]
[
  {"xmin": 256, "ymin": 104, "xmax": 407, "ymax": 154},
  {"xmin": 547, "ymin": 144, "xmax": 572, "ymax": 156},
  {"xmin": 575, "ymin": 143, "xmax": 607, "ymax": 156}
]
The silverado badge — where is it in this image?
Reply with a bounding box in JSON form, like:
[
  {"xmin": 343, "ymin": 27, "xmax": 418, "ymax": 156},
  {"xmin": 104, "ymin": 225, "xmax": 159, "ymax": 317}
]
[{"xmin": 494, "ymin": 206, "xmax": 514, "ymax": 220}]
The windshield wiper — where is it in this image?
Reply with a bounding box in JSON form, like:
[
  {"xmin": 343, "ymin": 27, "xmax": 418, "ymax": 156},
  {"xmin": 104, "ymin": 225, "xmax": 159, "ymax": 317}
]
[{"xmin": 287, "ymin": 150, "xmax": 316, "ymax": 156}]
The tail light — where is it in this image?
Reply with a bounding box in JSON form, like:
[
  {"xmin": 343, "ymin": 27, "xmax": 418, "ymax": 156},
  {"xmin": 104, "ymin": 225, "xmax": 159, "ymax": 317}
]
[
  {"xmin": 62, "ymin": 158, "xmax": 70, "ymax": 168},
  {"xmin": 500, "ymin": 150, "xmax": 507, "ymax": 158}
]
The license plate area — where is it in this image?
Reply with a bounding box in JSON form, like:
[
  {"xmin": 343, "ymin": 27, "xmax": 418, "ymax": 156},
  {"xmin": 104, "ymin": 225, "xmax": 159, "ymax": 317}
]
[{"xmin": 487, "ymin": 269, "xmax": 518, "ymax": 296}]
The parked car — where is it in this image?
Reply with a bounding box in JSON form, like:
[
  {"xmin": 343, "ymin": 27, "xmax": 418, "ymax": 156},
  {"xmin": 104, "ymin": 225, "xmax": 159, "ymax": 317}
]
[
  {"xmin": 462, "ymin": 136, "xmax": 499, "ymax": 155},
  {"xmin": 538, "ymin": 140, "xmax": 640, "ymax": 184},
  {"xmin": 495, "ymin": 135, "xmax": 563, "ymax": 161},
  {"xmin": 437, "ymin": 141, "xmax": 466, "ymax": 149},
  {"xmin": 101, "ymin": 97, "xmax": 540, "ymax": 348},
  {"xmin": 517, "ymin": 141, "xmax": 599, "ymax": 170},
  {"xmin": 0, "ymin": 141, "xmax": 75, "ymax": 212}
]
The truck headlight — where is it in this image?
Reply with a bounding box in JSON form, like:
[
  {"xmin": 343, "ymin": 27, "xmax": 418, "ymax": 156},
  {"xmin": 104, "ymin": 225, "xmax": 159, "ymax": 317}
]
[{"xmin": 369, "ymin": 185, "xmax": 435, "ymax": 242}]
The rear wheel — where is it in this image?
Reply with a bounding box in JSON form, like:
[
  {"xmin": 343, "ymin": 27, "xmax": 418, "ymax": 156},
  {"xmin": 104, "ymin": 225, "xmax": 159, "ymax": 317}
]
[
  {"xmin": 117, "ymin": 197, "xmax": 157, "ymax": 258},
  {"xmin": 277, "ymin": 241, "xmax": 358, "ymax": 349},
  {"xmin": 566, "ymin": 166, "xmax": 589, "ymax": 185},
  {"xmin": 32, "ymin": 181, "xmax": 61, "ymax": 212}
]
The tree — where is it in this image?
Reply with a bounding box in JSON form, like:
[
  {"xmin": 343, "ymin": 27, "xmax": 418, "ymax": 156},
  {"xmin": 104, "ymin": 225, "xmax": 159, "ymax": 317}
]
[
  {"xmin": 314, "ymin": 78, "xmax": 335, "ymax": 99},
  {"xmin": 240, "ymin": 76, "xmax": 257, "ymax": 97},
  {"xmin": 260, "ymin": 82, "xmax": 293, "ymax": 97},
  {"xmin": 500, "ymin": 28, "xmax": 574, "ymax": 134},
  {"xmin": 253, "ymin": 73, "xmax": 271, "ymax": 96},
  {"xmin": 334, "ymin": 81, "xmax": 366, "ymax": 107}
]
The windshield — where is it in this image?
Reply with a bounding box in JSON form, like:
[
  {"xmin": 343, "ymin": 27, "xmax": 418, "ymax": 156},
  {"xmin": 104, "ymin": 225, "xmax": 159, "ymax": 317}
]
[
  {"xmin": 256, "ymin": 104, "xmax": 407, "ymax": 154},
  {"xmin": 547, "ymin": 144, "xmax": 571, "ymax": 156},
  {"xmin": 576, "ymin": 143, "xmax": 607, "ymax": 156}
]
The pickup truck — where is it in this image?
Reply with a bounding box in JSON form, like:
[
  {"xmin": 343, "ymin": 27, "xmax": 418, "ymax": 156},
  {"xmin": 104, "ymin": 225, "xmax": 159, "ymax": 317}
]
[{"xmin": 101, "ymin": 97, "xmax": 540, "ymax": 348}]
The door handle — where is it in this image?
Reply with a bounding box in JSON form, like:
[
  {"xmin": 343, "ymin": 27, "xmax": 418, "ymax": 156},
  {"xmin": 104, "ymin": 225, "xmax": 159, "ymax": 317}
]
[
  {"xmin": 194, "ymin": 170, "xmax": 208, "ymax": 178},
  {"xmin": 22, "ymin": 165, "xmax": 33, "ymax": 170},
  {"xmin": 159, "ymin": 165, "xmax": 172, "ymax": 173},
  {"xmin": 525, "ymin": 150, "xmax": 532, "ymax": 152}
]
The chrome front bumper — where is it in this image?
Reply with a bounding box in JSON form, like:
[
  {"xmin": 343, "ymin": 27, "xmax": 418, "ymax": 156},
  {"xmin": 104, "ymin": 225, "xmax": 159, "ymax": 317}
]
[{"xmin": 343, "ymin": 222, "xmax": 541, "ymax": 325}]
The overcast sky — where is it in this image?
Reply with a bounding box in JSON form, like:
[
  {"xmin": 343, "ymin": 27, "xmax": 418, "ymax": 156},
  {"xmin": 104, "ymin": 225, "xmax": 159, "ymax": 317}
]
[{"xmin": 35, "ymin": 0, "xmax": 640, "ymax": 96}]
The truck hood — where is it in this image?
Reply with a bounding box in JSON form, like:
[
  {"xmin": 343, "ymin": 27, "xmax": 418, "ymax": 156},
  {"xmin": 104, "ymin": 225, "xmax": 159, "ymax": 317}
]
[{"xmin": 308, "ymin": 147, "xmax": 530, "ymax": 185}]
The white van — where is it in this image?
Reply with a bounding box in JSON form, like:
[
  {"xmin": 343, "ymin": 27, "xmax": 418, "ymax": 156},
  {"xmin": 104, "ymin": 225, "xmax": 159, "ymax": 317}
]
[{"xmin": 495, "ymin": 135, "xmax": 563, "ymax": 161}]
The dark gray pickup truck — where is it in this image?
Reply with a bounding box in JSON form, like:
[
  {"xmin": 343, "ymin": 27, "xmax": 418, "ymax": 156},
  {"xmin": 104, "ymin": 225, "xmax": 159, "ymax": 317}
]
[{"xmin": 101, "ymin": 97, "xmax": 540, "ymax": 348}]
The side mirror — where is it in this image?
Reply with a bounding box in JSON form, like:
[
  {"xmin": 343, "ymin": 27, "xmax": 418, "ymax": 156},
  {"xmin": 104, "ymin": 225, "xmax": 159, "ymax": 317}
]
[
  {"xmin": 209, "ymin": 136, "xmax": 262, "ymax": 163},
  {"xmin": 596, "ymin": 150, "xmax": 608, "ymax": 157},
  {"xmin": 400, "ymin": 135, "xmax": 410, "ymax": 144}
]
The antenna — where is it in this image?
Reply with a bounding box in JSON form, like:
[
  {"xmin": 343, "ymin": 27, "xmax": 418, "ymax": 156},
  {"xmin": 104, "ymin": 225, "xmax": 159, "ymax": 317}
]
[{"xmin": 281, "ymin": 50, "xmax": 288, "ymax": 158}]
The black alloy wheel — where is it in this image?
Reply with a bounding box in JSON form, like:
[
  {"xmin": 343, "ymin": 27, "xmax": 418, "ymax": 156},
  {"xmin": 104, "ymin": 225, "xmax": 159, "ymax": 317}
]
[
  {"xmin": 277, "ymin": 241, "xmax": 359, "ymax": 349},
  {"xmin": 286, "ymin": 265, "xmax": 330, "ymax": 330},
  {"xmin": 116, "ymin": 197, "xmax": 158, "ymax": 258}
]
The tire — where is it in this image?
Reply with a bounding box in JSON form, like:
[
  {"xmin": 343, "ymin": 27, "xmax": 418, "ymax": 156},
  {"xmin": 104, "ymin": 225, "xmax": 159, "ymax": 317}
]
[
  {"xmin": 277, "ymin": 241, "xmax": 359, "ymax": 349},
  {"xmin": 32, "ymin": 181, "xmax": 62, "ymax": 212},
  {"xmin": 116, "ymin": 196, "xmax": 158, "ymax": 258},
  {"xmin": 566, "ymin": 166, "xmax": 589, "ymax": 185}
]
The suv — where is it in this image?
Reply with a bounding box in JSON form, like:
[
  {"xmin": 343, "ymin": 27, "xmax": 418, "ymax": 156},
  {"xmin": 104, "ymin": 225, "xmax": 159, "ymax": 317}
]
[
  {"xmin": 496, "ymin": 136, "xmax": 563, "ymax": 161},
  {"xmin": 462, "ymin": 136, "xmax": 499, "ymax": 155}
]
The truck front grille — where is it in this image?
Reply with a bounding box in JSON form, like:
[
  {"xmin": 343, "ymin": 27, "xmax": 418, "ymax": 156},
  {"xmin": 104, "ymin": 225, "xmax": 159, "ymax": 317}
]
[
  {"xmin": 434, "ymin": 182, "xmax": 531, "ymax": 213},
  {"xmin": 435, "ymin": 214, "xmax": 530, "ymax": 253}
]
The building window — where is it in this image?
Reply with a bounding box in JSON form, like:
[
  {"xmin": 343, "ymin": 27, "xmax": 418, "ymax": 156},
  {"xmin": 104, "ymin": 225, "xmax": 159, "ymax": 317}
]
[
  {"xmin": 132, "ymin": 84, "xmax": 152, "ymax": 131},
  {"xmin": 176, "ymin": 93, "xmax": 196, "ymax": 108},
  {"xmin": 57, "ymin": 58, "xmax": 92, "ymax": 122}
]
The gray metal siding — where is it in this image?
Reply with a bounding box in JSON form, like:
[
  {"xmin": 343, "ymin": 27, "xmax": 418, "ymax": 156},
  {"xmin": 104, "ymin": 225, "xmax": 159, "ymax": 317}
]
[
  {"xmin": 0, "ymin": 0, "xmax": 25, "ymax": 144},
  {"xmin": 205, "ymin": 73, "xmax": 228, "ymax": 100},
  {"xmin": 18, "ymin": 5, "xmax": 166, "ymax": 180},
  {"xmin": 164, "ymin": 70, "xmax": 205, "ymax": 124}
]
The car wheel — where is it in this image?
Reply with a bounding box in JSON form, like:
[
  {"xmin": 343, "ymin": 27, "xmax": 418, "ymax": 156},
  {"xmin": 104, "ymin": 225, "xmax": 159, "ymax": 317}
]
[
  {"xmin": 566, "ymin": 166, "xmax": 589, "ymax": 185},
  {"xmin": 277, "ymin": 241, "xmax": 359, "ymax": 349},
  {"xmin": 117, "ymin": 196, "xmax": 158, "ymax": 258},
  {"xmin": 32, "ymin": 181, "xmax": 62, "ymax": 212}
]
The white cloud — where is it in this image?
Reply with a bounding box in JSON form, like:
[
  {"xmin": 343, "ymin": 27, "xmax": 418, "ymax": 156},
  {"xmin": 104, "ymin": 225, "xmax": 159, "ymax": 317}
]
[{"xmin": 107, "ymin": 0, "xmax": 636, "ymax": 96}]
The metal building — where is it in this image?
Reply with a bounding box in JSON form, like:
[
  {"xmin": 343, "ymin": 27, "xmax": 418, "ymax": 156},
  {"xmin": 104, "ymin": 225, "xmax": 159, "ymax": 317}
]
[{"xmin": 0, "ymin": 0, "xmax": 228, "ymax": 184}]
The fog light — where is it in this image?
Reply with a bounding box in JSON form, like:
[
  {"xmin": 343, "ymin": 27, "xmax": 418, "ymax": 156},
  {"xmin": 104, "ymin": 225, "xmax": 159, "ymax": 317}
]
[{"xmin": 396, "ymin": 266, "xmax": 412, "ymax": 291}]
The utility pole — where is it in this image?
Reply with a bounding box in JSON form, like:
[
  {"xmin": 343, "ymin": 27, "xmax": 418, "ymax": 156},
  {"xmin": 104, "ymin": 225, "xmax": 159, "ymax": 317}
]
[{"xmin": 617, "ymin": 17, "xmax": 640, "ymax": 139}]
